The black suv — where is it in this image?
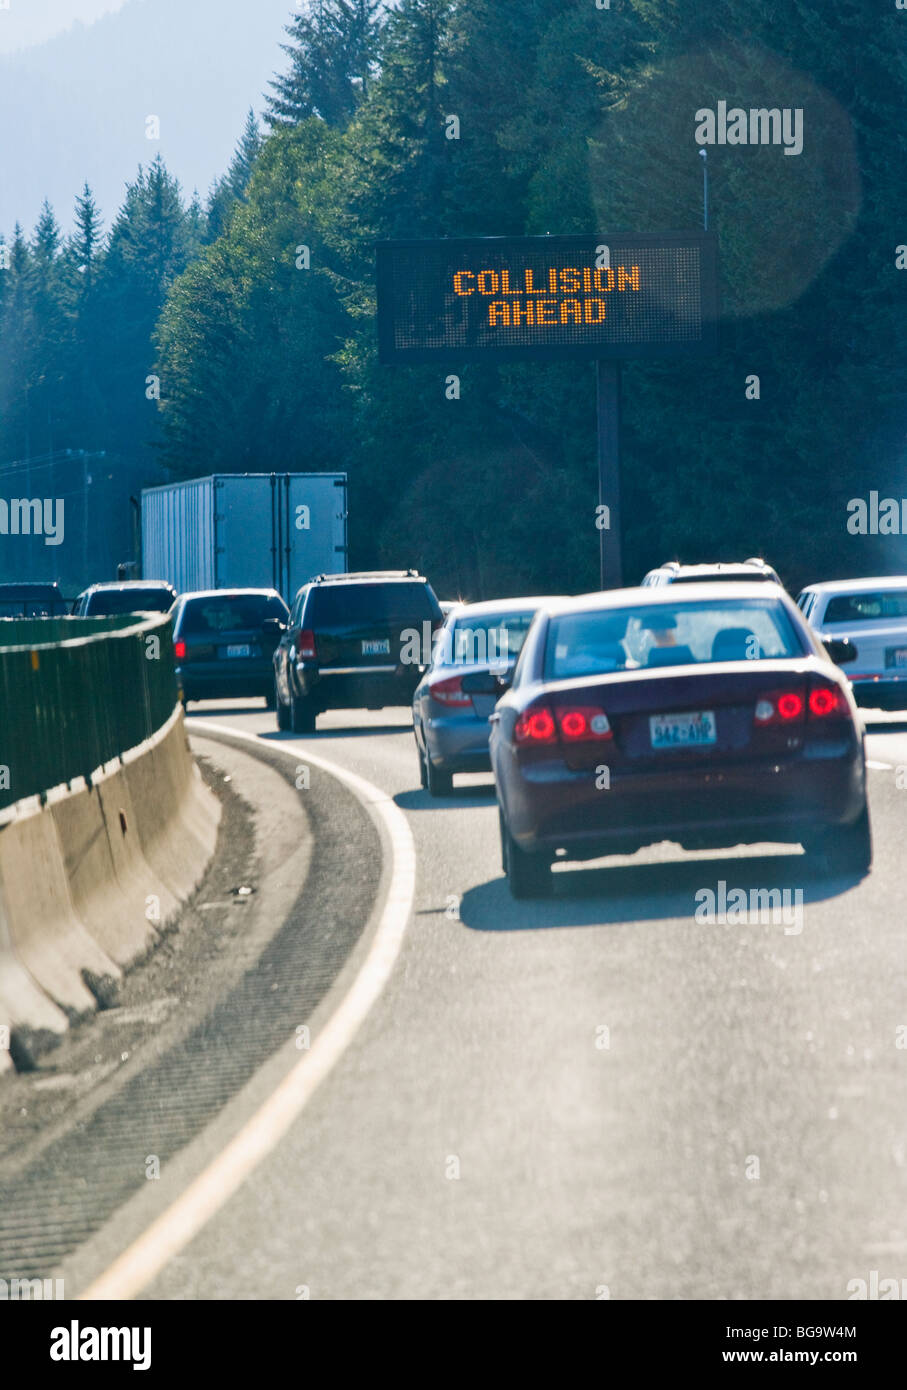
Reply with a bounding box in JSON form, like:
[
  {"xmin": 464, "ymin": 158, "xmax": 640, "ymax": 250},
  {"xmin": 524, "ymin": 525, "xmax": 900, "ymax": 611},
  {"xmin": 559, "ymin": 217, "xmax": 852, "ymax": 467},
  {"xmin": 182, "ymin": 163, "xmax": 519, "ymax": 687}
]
[{"xmin": 273, "ymin": 570, "xmax": 443, "ymax": 732}]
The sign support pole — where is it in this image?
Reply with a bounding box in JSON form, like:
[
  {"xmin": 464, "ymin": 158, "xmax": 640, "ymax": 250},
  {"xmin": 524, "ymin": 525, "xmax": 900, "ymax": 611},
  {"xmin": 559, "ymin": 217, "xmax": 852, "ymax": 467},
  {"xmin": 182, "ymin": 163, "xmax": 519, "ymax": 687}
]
[{"xmin": 596, "ymin": 359, "xmax": 622, "ymax": 590}]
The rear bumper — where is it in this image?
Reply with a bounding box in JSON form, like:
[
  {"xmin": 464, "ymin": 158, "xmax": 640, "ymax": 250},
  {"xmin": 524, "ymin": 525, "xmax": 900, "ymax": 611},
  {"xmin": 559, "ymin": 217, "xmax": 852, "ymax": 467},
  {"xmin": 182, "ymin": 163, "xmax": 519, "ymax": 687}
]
[
  {"xmin": 498, "ymin": 747, "xmax": 866, "ymax": 859},
  {"xmin": 423, "ymin": 713, "xmax": 493, "ymax": 771},
  {"xmin": 177, "ymin": 662, "xmax": 272, "ymax": 700},
  {"xmin": 294, "ymin": 663, "xmax": 420, "ymax": 710}
]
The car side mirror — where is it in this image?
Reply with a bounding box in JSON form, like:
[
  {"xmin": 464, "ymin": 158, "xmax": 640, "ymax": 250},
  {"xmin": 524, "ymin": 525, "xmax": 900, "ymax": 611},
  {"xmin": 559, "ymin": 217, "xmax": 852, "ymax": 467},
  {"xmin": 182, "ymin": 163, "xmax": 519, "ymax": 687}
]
[
  {"xmin": 262, "ymin": 617, "xmax": 286, "ymax": 635},
  {"xmin": 823, "ymin": 637, "xmax": 857, "ymax": 666}
]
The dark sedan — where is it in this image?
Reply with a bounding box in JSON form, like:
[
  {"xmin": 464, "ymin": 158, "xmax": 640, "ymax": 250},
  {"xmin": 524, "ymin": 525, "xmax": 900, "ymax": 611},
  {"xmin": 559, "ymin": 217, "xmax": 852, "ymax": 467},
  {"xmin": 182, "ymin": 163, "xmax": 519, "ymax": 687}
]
[
  {"xmin": 412, "ymin": 596, "xmax": 561, "ymax": 795},
  {"xmin": 172, "ymin": 589, "xmax": 289, "ymax": 706},
  {"xmin": 488, "ymin": 584, "xmax": 871, "ymax": 897}
]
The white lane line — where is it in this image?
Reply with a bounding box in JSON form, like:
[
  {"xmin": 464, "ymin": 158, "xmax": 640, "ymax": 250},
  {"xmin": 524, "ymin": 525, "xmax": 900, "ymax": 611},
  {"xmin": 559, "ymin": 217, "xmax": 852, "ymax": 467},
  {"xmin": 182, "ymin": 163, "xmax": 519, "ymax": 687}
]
[
  {"xmin": 80, "ymin": 723, "xmax": 415, "ymax": 1301},
  {"xmin": 866, "ymin": 760, "xmax": 893, "ymax": 770}
]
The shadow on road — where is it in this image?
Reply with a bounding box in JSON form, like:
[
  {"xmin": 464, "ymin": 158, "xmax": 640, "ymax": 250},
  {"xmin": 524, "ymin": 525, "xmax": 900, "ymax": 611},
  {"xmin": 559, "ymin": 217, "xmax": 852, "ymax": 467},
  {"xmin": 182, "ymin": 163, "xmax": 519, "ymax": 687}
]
[
  {"xmin": 395, "ymin": 783, "xmax": 497, "ymax": 811},
  {"xmin": 459, "ymin": 850, "xmax": 862, "ymax": 931},
  {"xmin": 258, "ymin": 723, "xmax": 414, "ymax": 741},
  {"xmin": 186, "ymin": 703, "xmax": 271, "ymax": 718}
]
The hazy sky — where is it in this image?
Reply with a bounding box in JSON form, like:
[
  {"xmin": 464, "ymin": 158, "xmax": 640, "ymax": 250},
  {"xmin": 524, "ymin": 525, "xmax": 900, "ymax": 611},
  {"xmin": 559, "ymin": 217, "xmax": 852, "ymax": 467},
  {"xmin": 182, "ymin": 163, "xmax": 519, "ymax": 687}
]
[
  {"xmin": 0, "ymin": 0, "xmax": 296, "ymax": 234},
  {"xmin": 0, "ymin": 1, "xmax": 129, "ymax": 55}
]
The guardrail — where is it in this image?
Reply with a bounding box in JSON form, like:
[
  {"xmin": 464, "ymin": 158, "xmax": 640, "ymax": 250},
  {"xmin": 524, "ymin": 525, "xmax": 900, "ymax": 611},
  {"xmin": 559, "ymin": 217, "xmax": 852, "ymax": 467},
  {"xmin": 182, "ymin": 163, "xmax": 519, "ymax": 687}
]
[{"xmin": 0, "ymin": 614, "xmax": 178, "ymax": 812}]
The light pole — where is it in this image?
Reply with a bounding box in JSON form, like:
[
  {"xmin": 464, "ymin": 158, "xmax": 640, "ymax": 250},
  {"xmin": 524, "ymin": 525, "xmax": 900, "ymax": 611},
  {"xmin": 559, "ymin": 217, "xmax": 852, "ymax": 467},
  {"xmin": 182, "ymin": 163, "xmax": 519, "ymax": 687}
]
[{"xmin": 700, "ymin": 148, "xmax": 709, "ymax": 231}]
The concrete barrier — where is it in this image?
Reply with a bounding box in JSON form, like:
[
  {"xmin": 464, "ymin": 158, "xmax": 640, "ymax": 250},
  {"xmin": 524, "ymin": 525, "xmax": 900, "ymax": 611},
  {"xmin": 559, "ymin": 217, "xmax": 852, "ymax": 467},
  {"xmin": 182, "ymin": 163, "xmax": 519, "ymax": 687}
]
[{"xmin": 0, "ymin": 705, "xmax": 220, "ymax": 1069}]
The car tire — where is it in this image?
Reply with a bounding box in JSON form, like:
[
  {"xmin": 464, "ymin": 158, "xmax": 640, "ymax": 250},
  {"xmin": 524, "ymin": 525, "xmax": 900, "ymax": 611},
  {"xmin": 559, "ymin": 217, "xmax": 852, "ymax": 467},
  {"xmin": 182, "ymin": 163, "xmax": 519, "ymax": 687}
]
[
  {"xmin": 807, "ymin": 801, "xmax": 873, "ymax": 877},
  {"xmin": 275, "ymin": 676, "xmax": 290, "ymax": 731},
  {"xmin": 425, "ymin": 752, "xmax": 453, "ymax": 797},
  {"xmin": 500, "ymin": 810, "xmax": 552, "ymax": 898},
  {"xmin": 417, "ymin": 738, "xmax": 427, "ymax": 788},
  {"xmin": 290, "ymin": 688, "xmax": 317, "ymax": 734}
]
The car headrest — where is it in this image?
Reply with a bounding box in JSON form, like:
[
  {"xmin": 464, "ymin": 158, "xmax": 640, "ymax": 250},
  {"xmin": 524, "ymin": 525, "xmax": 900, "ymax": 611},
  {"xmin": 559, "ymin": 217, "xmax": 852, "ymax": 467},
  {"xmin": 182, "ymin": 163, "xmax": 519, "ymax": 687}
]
[
  {"xmin": 646, "ymin": 644, "xmax": 696, "ymax": 667},
  {"xmin": 711, "ymin": 627, "xmax": 757, "ymax": 661}
]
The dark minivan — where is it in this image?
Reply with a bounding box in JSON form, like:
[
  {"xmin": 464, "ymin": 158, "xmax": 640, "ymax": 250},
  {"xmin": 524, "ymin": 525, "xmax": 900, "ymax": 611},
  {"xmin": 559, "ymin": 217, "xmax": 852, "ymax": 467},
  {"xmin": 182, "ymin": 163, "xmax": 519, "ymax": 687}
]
[
  {"xmin": 274, "ymin": 570, "xmax": 443, "ymax": 732},
  {"xmin": 172, "ymin": 588, "xmax": 289, "ymax": 705}
]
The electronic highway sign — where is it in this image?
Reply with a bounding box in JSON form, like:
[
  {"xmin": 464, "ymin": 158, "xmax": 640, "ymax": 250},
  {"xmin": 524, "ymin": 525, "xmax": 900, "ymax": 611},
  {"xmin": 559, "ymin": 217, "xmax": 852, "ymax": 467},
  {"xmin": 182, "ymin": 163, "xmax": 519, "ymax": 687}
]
[{"xmin": 376, "ymin": 233, "xmax": 718, "ymax": 364}]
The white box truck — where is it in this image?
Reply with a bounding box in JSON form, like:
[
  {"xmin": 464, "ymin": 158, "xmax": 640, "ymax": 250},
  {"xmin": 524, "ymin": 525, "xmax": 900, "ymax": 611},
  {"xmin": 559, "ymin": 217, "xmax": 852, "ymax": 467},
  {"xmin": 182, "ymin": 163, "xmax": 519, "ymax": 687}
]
[{"xmin": 141, "ymin": 473, "xmax": 348, "ymax": 600}]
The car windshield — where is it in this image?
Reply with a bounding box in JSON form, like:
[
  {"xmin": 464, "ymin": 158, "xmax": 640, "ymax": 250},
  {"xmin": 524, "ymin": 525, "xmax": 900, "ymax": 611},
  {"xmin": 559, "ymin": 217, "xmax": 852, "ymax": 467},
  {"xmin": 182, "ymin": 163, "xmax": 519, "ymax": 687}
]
[
  {"xmin": 823, "ymin": 591, "xmax": 907, "ymax": 623},
  {"xmin": 179, "ymin": 594, "xmax": 288, "ymax": 634},
  {"xmin": 439, "ymin": 611, "xmax": 536, "ymax": 666},
  {"xmin": 544, "ymin": 599, "xmax": 804, "ymax": 680},
  {"xmin": 87, "ymin": 589, "xmax": 174, "ymax": 614},
  {"xmin": 310, "ymin": 582, "xmax": 434, "ymax": 626}
]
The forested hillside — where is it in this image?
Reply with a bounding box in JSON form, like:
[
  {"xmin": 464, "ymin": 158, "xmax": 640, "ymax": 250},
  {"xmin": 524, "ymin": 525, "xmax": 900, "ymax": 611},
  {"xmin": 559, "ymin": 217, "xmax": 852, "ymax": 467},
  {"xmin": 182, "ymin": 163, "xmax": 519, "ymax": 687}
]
[{"xmin": 2, "ymin": 0, "xmax": 905, "ymax": 595}]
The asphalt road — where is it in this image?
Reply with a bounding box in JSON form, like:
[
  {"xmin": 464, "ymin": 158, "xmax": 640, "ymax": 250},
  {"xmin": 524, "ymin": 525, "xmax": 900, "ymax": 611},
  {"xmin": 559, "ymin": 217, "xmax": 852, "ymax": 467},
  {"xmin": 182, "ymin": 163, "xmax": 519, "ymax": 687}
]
[{"xmin": 99, "ymin": 698, "xmax": 907, "ymax": 1301}]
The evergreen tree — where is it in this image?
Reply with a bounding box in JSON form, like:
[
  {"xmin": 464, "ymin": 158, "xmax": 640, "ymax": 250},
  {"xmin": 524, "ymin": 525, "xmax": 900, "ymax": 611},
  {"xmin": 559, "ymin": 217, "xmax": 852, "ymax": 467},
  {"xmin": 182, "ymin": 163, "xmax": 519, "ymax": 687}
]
[
  {"xmin": 266, "ymin": 0, "xmax": 383, "ymax": 129},
  {"xmin": 206, "ymin": 109, "xmax": 263, "ymax": 240},
  {"xmin": 69, "ymin": 184, "xmax": 103, "ymax": 291}
]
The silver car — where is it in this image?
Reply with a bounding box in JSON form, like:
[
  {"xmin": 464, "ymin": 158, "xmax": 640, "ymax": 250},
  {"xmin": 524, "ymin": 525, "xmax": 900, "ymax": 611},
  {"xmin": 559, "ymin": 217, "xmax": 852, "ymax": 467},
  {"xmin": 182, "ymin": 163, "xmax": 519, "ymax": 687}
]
[
  {"xmin": 796, "ymin": 576, "xmax": 907, "ymax": 708},
  {"xmin": 412, "ymin": 597, "xmax": 562, "ymax": 795}
]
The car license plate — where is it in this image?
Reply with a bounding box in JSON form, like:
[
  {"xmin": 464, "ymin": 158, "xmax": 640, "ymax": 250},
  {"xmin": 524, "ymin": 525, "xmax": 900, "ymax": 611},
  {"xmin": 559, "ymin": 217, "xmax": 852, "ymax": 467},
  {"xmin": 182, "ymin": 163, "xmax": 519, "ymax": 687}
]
[
  {"xmin": 887, "ymin": 647, "xmax": 907, "ymax": 669},
  {"xmin": 650, "ymin": 710, "xmax": 717, "ymax": 749},
  {"xmin": 225, "ymin": 644, "xmax": 252, "ymax": 658},
  {"xmin": 362, "ymin": 639, "xmax": 390, "ymax": 655}
]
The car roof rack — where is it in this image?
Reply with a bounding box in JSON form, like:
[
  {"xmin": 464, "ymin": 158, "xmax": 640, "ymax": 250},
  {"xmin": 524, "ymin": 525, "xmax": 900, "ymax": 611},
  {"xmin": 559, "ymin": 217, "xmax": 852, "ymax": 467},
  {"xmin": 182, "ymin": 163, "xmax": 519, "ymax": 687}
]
[{"xmin": 312, "ymin": 569, "xmax": 422, "ymax": 583}]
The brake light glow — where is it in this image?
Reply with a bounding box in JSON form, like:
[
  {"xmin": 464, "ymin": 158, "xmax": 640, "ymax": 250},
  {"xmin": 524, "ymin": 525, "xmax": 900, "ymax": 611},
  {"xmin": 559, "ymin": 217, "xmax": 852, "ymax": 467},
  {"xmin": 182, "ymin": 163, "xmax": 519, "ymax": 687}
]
[
  {"xmin": 514, "ymin": 705, "xmax": 557, "ymax": 744},
  {"xmin": 777, "ymin": 693, "xmax": 804, "ymax": 720},
  {"xmin": 556, "ymin": 706, "xmax": 613, "ymax": 741},
  {"xmin": 296, "ymin": 629, "xmax": 317, "ymax": 660},
  {"xmin": 753, "ymin": 688, "xmax": 806, "ymax": 726},
  {"xmin": 174, "ymin": 640, "xmax": 186, "ymax": 660},
  {"xmin": 430, "ymin": 675, "xmax": 471, "ymax": 707},
  {"xmin": 808, "ymin": 686, "xmax": 845, "ymax": 717}
]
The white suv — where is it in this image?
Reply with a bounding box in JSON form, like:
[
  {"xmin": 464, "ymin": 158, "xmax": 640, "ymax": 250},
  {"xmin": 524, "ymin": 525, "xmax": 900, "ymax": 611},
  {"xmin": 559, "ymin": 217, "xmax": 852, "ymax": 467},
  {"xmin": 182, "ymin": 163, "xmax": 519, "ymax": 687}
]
[{"xmin": 641, "ymin": 558, "xmax": 782, "ymax": 587}]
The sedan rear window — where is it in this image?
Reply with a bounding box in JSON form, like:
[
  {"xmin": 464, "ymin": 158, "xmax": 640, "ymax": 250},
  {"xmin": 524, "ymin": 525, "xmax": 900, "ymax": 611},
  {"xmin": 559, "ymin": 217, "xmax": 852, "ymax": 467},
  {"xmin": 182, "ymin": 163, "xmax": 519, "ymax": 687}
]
[
  {"xmin": 309, "ymin": 582, "xmax": 436, "ymax": 626},
  {"xmin": 179, "ymin": 594, "xmax": 288, "ymax": 634},
  {"xmin": 86, "ymin": 589, "xmax": 174, "ymax": 615},
  {"xmin": 824, "ymin": 591, "xmax": 907, "ymax": 623},
  {"xmin": 442, "ymin": 611, "xmax": 535, "ymax": 666},
  {"xmin": 545, "ymin": 600, "xmax": 804, "ymax": 680}
]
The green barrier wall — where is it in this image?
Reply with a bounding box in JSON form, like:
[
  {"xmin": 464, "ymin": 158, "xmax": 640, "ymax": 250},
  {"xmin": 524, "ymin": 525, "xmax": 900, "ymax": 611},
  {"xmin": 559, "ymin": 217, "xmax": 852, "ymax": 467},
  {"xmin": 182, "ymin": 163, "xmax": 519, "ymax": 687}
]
[{"xmin": 0, "ymin": 614, "xmax": 179, "ymax": 811}]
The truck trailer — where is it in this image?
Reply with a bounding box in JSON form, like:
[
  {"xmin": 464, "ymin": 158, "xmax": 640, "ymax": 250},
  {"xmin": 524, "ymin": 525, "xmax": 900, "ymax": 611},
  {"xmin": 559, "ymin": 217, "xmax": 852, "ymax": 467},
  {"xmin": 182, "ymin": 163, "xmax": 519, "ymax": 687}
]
[{"xmin": 141, "ymin": 473, "xmax": 348, "ymax": 601}]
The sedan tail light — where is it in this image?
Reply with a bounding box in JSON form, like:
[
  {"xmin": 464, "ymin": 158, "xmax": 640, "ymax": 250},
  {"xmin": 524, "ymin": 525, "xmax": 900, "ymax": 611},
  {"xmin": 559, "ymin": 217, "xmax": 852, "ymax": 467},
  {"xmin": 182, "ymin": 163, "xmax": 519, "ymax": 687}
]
[
  {"xmin": 296, "ymin": 629, "xmax": 317, "ymax": 660},
  {"xmin": 555, "ymin": 706, "xmax": 613, "ymax": 742},
  {"xmin": 808, "ymin": 683, "xmax": 848, "ymax": 718},
  {"xmin": 514, "ymin": 703, "xmax": 557, "ymax": 744},
  {"xmin": 754, "ymin": 681, "xmax": 849, "ymax": 728},
  {"xmin": 753, "ymin": 687, "xmax": 806, "ymax": 727},
  {"xmin": 514, "ymin": 701, "xmax": 613, "ymax": 746},
  {"xmin": 174, "ymin": 639, "xmax": 186, "ymax": 660},
  {"xmin": 429, "ymin": 674, "xmax": 472, "ymax": 707}
]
